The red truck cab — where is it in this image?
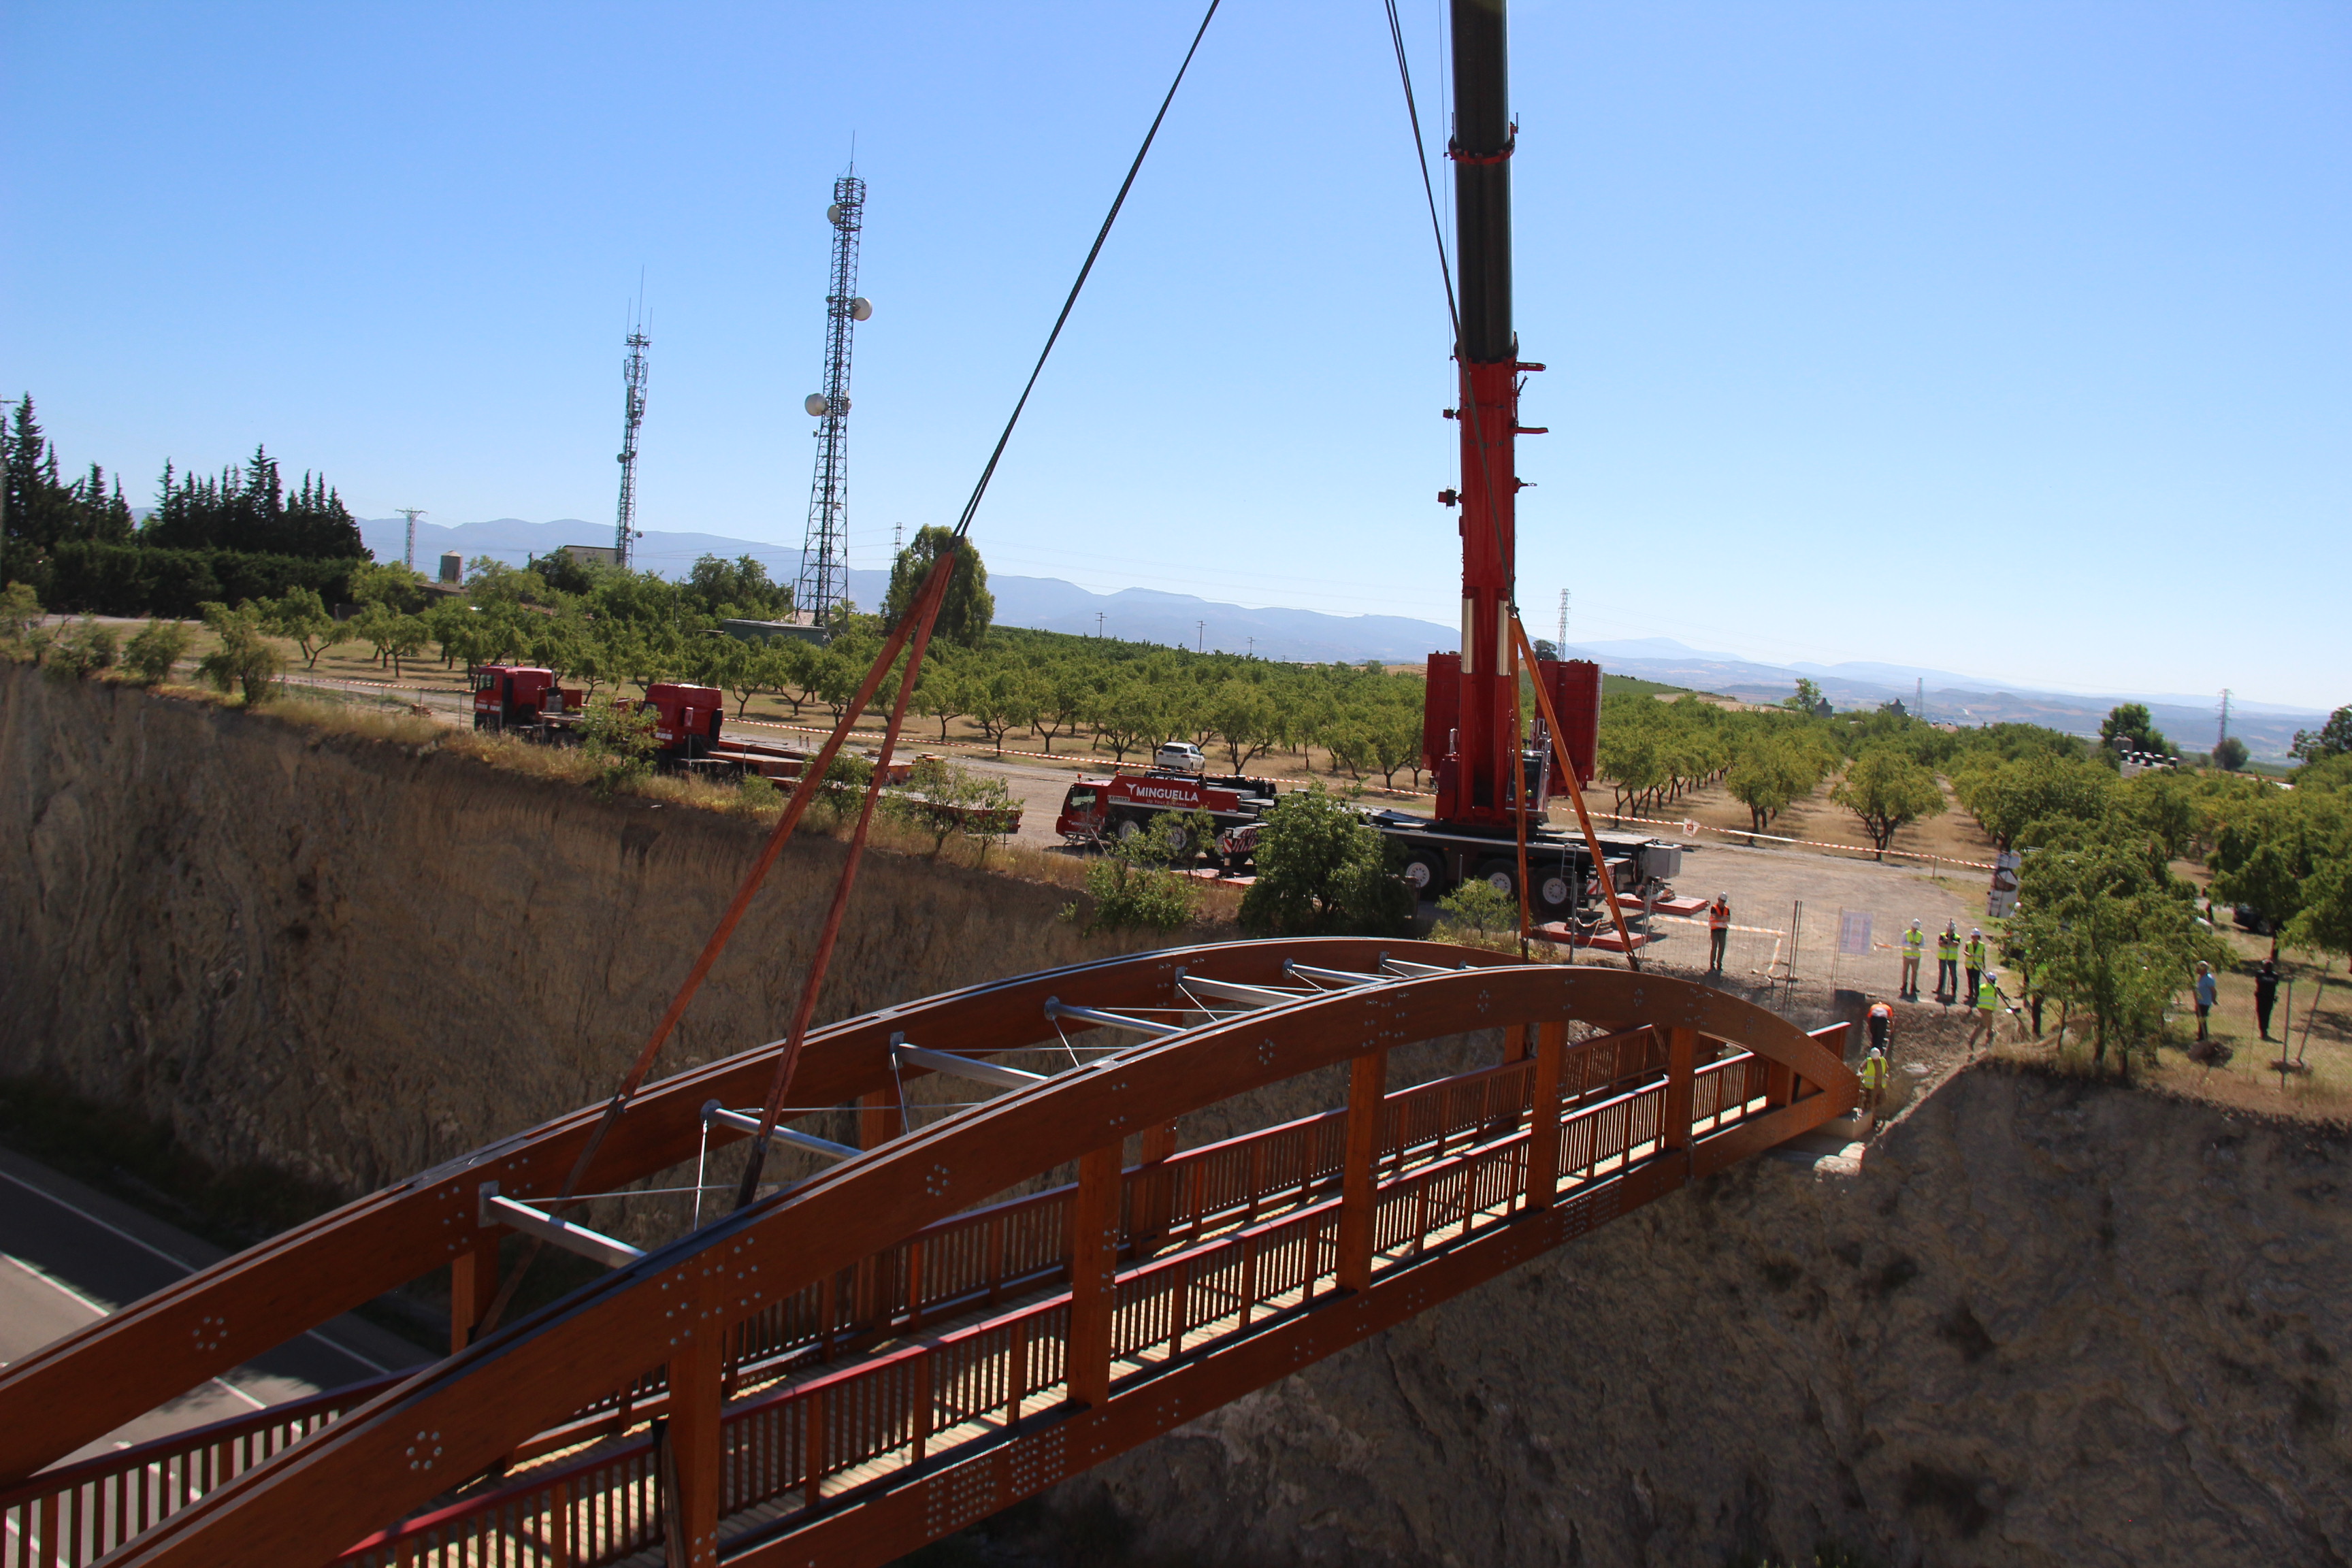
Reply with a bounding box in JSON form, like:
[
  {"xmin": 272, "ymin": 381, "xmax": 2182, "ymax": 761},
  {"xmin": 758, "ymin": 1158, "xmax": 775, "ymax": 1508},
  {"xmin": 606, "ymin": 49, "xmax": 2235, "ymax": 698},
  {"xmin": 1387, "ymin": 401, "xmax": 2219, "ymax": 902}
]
[
  {"xmin": 472, "ymin": 666, "xmax": 582, "ymax": 731},
  {"xmin": 640, "ymin": 683, "xmax": 723, "ymax": 760}
]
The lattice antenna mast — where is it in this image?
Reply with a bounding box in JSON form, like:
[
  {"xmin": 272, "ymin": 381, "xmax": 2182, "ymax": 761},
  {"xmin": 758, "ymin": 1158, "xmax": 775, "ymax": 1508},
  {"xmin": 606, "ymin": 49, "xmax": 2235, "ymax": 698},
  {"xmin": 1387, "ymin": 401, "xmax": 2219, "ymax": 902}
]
[
  {"xmin": 797, "ymin": 172, "xmax": 870, "ymax": 630},
  {"xmin": 397, "ymin": 508, "xmax": 425, "ymax": 570},
  {"xmin": 1556, "ymin": 589, "xmax": 1568, "ymax": 650},
  {"xmin": 615, "ymin": 301, "xmax": 650, "ymax": 570},
  {"xmin": 2217, "ymin": 689, "xmax": 2232, "ymax": 751}
]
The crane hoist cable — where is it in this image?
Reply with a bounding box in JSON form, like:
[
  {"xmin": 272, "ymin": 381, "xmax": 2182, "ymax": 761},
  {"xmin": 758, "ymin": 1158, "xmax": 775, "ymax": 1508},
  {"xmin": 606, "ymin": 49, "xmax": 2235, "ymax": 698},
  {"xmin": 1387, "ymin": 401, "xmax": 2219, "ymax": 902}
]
[{"xmin": 475, "ymin": 0, "xmax": 1226, "ymax": 1328}]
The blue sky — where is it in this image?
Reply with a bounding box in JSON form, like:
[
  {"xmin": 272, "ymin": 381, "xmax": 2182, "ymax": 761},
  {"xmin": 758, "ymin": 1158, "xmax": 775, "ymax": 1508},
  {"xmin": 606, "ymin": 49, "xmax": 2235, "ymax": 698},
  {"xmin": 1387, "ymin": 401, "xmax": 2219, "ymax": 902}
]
[{"xmin": 4, "ymin": 1, "xmax": 2345, "ymax": 708}]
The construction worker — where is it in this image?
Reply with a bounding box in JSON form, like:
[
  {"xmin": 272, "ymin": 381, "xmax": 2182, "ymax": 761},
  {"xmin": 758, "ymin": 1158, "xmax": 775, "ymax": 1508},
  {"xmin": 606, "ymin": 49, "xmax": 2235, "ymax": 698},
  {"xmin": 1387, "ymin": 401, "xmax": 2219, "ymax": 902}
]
[
  {"xmin": 1867, "ymin": 998, "xmax": 1895, "ymax": 1064},
  {"xmin": 1936, "ymin": 920, "xmax": 1963, "ymax": 1004},
  {"xmin": 1963, "ymin": 928, "xmax": 1989, "ymax": 1003},
  {"xmin": 1899, "ymin": 919, "xmax": 1925, "ymax": 1001},
  {"xmin": 1963, "ymin": 968, "xmax": 2004, "ymax": 1056},
  {"xmin": 1708, "ymin": 892, "xmax": 1731, "ymax": 974},
  {"xmin": 1860, "ymin": 1045, "xmax": 1889, "ymax": 1117}
]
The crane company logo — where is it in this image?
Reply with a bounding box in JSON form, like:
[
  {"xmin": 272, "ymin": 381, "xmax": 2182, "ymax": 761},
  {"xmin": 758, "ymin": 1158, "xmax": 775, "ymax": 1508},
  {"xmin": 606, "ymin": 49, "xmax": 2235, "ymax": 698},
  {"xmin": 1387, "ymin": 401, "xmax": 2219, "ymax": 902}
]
[{"xmin": 1130, "ymin": 785, "xmax": 1200, "ymax": 804}]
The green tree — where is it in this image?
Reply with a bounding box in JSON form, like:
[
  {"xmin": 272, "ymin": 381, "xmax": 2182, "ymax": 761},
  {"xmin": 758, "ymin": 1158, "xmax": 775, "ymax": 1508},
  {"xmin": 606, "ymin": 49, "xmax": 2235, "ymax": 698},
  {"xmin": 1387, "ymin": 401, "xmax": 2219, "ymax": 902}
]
[
  {"xmin": 1726, "ymin": 736, "xmax": 1817, "ymax": 835},
  {"xmin": 683, "ymin": 554, "xmax": 792, "ymax": 620},
  {"xmin": 1955, "ymin": 753, "xmax": 2112, "ymax": 850},
  {"xmin": 2100, "ymin": 702, "xmax": 2172, "ymax": 759},
  {"xmin": 195, "ymin": 601, "xmax": 284, "ymax": 703},
  {"xmin": 122, "ymin": 619, "xmax": 193, "ymax": 684},
  {"xmin": 1831, "ymin": 749, "xmax": 1948, "ymax": 858},
  {"xmin": 1208, "ymin": 679, "xmax": 1279, "ymax": 771},
  {"xmin": 347, "ymin": 560, "xmax": 431, "ymax": 615},
  {"xmin": 1362, "ymin": 702, "xmax": 1423, "ymax": 789},
  {"xmin": 1239, "ymin": 787, "xmax": 1413, "ymax": 936},
  {"xmin": 2210, "ymin": 789, "xmax": 2349, "ymax": 953},
  {"xmin": 261, "ymin": 585, "xmax": 345, "ymax": 669},
  {"xmin": 883, "ymin": 527, "xmax": 995, "ymax": 649},
  {"xmin": 2211, "ymin": 736, "xmax": 2250, "ymax": 772},
  {"xmin": 1083, "ymin": 678, "xmax": 1162, "ymax": 764},
  {"xmin": 1784, "ymin": 677, "xmax": 1824, "ymax": 715},
  {"xmin": 2292, "ymin": 706, "xmax": 2352, "ymax": 763},
  {"xmin": 968, "ymin": 663, "xmax": 1041, "ymax": 753},
  {"xmin": 2007, "ymin": 838, "xmax": 2230, "ymax": 1072}
]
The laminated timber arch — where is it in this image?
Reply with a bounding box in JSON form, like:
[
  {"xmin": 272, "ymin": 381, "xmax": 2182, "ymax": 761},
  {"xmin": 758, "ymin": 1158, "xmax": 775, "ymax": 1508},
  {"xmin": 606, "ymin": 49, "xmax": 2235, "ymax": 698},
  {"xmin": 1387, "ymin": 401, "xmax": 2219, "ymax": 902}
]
[{"xmin": 21, "ymin": 945, "xmax": 1852, "ymax": 1568}]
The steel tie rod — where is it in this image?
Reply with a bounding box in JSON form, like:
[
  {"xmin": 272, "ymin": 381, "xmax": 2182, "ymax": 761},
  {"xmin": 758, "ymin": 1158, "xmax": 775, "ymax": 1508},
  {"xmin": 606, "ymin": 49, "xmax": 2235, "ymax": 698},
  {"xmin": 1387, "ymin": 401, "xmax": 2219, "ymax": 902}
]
[
  {"xmin": 701, "ymin": 1101, "xmax": 862, "ymax": 1162},
  {"xmin": 1043, "ymin": 997, "xmax": 1187, "ymax": 1038},
  {"xmin": 1282, "ymin": 961, "xmax": 1390, "ymax": 987},
  {"xmin": 478, "ymin": 1183, "xmax": 644, "ymax": 1270},
  {"xmin": 1176, "ymin": 974, "xmax": 1312, "ymax": 1010},
  {"xmin": 891, "ymin": 1043, "xmax": 1049, "ymax": 1090}
]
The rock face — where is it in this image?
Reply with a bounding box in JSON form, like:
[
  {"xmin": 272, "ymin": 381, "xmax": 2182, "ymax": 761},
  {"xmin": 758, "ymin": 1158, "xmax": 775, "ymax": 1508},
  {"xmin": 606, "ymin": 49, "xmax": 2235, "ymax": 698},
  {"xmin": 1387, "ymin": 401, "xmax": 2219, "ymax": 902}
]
[
  {"xmin": 1028, "ymin": 1068, "xmax": 2350, "ymax": 1567},
  {"xmin": 0, "ymin": 668, "xmax": 1131, "ymax": 1197}
]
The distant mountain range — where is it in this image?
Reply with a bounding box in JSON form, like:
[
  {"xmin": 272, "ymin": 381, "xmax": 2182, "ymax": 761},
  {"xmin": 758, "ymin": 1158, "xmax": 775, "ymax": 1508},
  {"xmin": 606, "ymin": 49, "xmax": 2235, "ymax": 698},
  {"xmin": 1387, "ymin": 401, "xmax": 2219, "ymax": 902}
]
[{"xmin": 360, "ymin": 517, "xmax": 2331, "ymax": 760}]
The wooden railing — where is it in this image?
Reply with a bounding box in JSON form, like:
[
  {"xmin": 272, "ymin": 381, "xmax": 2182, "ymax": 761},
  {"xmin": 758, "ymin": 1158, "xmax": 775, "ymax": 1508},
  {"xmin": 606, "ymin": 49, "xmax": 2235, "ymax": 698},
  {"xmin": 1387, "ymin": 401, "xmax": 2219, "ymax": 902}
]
[
  {"xmin": 0, "ymin": 1374, "xmax": 403, "ymax": 1568},
  {"xmin": 331, "ymin": 1039, "xmax": 1772, "ymax": 1567}
]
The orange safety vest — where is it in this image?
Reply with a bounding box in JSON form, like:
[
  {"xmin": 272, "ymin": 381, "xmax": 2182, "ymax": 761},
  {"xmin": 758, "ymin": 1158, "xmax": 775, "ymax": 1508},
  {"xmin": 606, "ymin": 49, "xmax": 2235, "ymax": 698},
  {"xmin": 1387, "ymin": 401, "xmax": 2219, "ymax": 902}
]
[{"xmin": 1709, "ymin": 901, "xmax": 1730, "ymax": 931}]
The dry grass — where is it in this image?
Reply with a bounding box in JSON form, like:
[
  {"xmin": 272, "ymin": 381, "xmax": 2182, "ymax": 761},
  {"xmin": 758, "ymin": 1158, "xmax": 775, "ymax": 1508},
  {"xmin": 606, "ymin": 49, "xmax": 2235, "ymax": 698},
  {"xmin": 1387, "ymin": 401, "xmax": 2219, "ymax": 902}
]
[{"xmin": 108, "ymin": 671, "xmax": 1227, "ymax": 924}]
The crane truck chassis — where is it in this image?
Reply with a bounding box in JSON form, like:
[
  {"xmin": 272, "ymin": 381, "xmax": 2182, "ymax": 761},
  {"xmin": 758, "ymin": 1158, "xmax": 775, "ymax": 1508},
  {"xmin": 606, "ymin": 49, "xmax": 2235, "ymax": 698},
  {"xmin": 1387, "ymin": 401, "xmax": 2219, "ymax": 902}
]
[{"xmin": 1053, "ymin": 766, "xmax": 1681, "ymax": 928}]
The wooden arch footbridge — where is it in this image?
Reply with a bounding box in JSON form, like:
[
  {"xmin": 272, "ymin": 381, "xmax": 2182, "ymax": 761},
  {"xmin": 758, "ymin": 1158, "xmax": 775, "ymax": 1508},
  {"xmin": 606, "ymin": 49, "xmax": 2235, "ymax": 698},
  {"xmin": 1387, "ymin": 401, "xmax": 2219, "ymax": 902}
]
[{"xmin": 0, "ymin": 938, "xmax": 1853, "ymax": 1568}]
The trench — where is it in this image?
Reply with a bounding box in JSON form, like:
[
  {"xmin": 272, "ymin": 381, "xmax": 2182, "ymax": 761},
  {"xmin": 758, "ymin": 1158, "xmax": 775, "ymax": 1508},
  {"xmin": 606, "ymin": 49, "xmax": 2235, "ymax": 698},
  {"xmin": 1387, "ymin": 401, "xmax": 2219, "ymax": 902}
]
[{"xmin": 3, "ymin": 666, "xmax": 2347, "ymax": 1567}]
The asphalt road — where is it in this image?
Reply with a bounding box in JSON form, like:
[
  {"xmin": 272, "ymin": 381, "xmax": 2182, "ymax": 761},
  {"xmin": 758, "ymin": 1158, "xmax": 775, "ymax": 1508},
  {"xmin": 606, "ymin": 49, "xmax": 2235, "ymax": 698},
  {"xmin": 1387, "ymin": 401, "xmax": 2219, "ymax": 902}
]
[{"xmin": 0, "ymin": 1147, "xmax": 432, "ymax": 1464}]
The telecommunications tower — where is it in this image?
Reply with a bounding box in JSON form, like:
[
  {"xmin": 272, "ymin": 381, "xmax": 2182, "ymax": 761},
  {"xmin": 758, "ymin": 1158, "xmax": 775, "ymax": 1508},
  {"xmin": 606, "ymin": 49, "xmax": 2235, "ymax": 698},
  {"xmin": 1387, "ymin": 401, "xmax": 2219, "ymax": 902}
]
[
  {"xmin": 796, "ymin": 171, "xmax": 872, "ymax": 631},
  {"xmin": 397, "ymin": 508, "xmax": 425, "ymax": 571},
  {"xmin": 615, "ymin": 306, "xmax": 650, "ymax": 570}
]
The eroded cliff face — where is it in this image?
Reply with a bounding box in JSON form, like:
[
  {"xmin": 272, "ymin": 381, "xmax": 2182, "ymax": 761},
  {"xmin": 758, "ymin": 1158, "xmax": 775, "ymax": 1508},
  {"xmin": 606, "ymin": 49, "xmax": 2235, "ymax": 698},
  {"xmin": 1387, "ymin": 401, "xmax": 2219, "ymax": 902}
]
[
  {"xmin": 1022, "ymin": 1068, "xmax": 2350, "ymax": 1567},
  {"xmin": 0, "ymin": 669, "xmax": 1134, "ymax": 1196}
]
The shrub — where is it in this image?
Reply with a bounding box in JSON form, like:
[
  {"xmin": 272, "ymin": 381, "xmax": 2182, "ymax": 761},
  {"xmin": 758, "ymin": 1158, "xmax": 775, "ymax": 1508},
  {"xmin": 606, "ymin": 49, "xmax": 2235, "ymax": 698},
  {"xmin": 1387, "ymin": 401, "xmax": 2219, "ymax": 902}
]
[
  {"xmin": 122, "ymin": 619, "xmax": 195, "ymax": 685},
  {"xmin": 737, "ymin": 771, "xmax": 782, "ymax": 813},
  {"xmin": 1064, "ymin": 823, "xmax": 1197, "ymax": 936},
  {"xmin": 579, "ymin": 698, "xmax": 659, "ymax": 796},
  {"xmin": 0, "ymin": 582, "xmax": 42, "ymax": 644},
  {"xmin": 46, "ymin": 618, "xmax": 120, "ymax": 679},
  {"xmin": 1435, "ymin": 876, "xmax": 1517, "ymax": 947},
  {"xmin": 1239, "ymin": 785, "xmax": 1413, "ymax": 936},
  {"xmin": 195, "ymin": 601, "xmax": 284, "ymax": 704}
]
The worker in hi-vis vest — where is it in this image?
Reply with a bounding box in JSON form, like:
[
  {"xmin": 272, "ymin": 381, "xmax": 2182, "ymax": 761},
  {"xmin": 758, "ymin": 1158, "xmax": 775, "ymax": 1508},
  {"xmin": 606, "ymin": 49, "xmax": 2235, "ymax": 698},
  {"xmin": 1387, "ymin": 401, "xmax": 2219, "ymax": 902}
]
[
  {"xmin": 1900, "ymin": 919, "xmax": 1925, "ymax": 1000},
  {"xmin": 1708, "ymin": 892, "xmax": 1731, "ymax": 974},
  {"xmin": 1867, "ymin": 999, "xmax": 1895, "ymax": 1062},
  {"xmin": 1935, "ymin": 921, "xmax": 1963, "ymax": 1004},
  {"xmin": 1964, "ymin": 969, "xmax": 2005, "ymax": 1055},
  {"xmin": 1963, "ymin": 928, "xmax": 1989, "ymax": 1002},
  {"xmin": 1860, "ymin": 1046, "xmax": 1889, "ymax": 1115}
]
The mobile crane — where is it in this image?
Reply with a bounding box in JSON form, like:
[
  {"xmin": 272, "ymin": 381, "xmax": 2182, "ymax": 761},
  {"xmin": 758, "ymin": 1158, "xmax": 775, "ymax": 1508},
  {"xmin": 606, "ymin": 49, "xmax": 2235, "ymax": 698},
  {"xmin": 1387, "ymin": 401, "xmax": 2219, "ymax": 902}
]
[{"xmin": 1055, "ymin": 0, "xmax": 1680, "ymax": 928}]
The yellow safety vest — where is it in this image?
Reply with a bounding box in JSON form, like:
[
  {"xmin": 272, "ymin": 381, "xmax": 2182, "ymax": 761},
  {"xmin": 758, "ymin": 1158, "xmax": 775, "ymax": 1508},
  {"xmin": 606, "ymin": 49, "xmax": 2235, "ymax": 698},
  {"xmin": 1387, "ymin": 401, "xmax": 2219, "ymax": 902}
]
[
  {"xmin": 1975, "ymin": 978, "xmax": 1999, "ymax": 1013},
  {"xmin": 1902, "ymin": 929, "xmax": 1925, "ymax": 955},
  {"xmin": 1861, "ymin": 1056, "xmax": 1888, "ymax": 1090},
  {"xmin": 1938, "ymin": 932, "xmax": 1961, "ymax": 960},
  {"xmin": 1964, "ymin": 938, "xmax": 1987, "ymax": 969}
]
